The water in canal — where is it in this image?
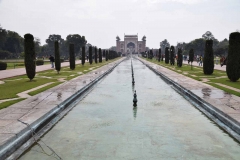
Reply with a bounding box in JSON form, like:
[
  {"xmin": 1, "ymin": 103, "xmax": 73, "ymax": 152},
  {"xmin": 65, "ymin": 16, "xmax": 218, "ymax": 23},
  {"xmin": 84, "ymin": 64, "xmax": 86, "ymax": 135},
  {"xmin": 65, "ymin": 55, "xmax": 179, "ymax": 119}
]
[{"xmin": 20, "ymin": 58, "xmax": 240, "ymax": 160}]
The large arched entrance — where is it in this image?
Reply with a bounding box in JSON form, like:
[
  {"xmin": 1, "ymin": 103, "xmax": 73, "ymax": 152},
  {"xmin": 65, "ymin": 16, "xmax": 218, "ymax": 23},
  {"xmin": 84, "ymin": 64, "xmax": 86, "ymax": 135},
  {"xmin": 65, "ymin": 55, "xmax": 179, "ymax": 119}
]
[{"xmin": 127, "ymin": 42, "xmax": 136, "ymax": 54}]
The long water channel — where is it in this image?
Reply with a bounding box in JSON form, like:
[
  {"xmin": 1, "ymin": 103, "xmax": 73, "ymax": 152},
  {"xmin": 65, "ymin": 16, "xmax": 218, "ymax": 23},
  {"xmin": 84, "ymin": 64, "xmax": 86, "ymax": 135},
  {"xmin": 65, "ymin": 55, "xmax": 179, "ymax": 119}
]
[{"xmin": 20, "ymin": 58, "xmax": 240, "ymax": 159}]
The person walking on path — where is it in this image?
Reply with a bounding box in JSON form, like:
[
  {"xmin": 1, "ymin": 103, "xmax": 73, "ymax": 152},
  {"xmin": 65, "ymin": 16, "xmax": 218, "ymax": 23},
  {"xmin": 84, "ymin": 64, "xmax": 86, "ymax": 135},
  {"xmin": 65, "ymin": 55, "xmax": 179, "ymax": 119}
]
[
  {"xmin": 199, "ymin": 55, "xmax": 203, "ymax": 66},
  {"xmin": 49, "ymin": 55, "xmax": 55, "ymax": 68}
]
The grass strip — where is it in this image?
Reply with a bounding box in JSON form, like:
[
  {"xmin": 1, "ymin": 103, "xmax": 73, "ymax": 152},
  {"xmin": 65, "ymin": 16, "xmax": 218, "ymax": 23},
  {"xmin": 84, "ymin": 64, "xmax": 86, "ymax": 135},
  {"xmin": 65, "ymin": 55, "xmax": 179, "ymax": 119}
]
[
  {"xmin": 0, "ymin": 98, "xmax": 26, "ymax": 110},
  {"xmin": 28, "ymin": 82, "xmax": 62, "ymax": 96}
]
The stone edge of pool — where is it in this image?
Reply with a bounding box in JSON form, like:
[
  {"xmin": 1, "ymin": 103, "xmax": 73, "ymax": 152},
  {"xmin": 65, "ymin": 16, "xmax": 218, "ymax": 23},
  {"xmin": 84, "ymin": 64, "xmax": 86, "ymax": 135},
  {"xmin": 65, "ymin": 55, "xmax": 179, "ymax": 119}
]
[
  {"xmin": 0, "ymin": 58, "xmax": 125, "ymax": 160},
  {"xmin": 138, "ymin": 57, "xmax": 240, "ymax": 142}
]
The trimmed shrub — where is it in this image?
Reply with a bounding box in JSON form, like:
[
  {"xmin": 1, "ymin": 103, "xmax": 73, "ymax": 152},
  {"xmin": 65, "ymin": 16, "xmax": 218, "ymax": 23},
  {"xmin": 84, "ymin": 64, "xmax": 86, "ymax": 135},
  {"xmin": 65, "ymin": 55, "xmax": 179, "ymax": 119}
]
[
  {"xmin": 54, "ymin": 41, "xmax": 61, "ymax": 73},
  {"xmin": 89, "ymin": 46, "xmax": 93, "ymax": 64},
  {"xmin": 150, "ymin": 50, "xmax": 153, "ymax": 59},
  {"xmin": 203, "ymin": 40, "xmax": 214, "ymax": 75},
  {"xmin": 177, "ymin": 48, "xmax": 183, "ymax": 67},
  {"xmin": 106, "ymin": 50, "xmax": 108, "ymax": 61},
  {"xmin": 227, "ymin": 32, "xmax": 240, "ymax": 82},
  {"xmin": 99, "ymin": 48, "xmax": 102, "ymax": 63},
  {"xmin": 0, "ymin": 61, "xmax": 7, "ymax": 70},
  {"xmin": 24, "ymin": 34, "xmax": 36, "ymax": 81},
  {"xmin": 82, "ymin": 46, "xmax": 85, "ymax": 65},
  {"xmin": 189, "ymin": 49, "xmax": 194, "ymax": 62},
  {"xmin": 189, "ymin": 48, "xmax": 194, "ymax": 70},
  {"xmin": 36, "ymin": 60, "xmax": 44, "ymax": 66},
  {"xmin": 158, "ymin": 48, "xmax": 161, "ymax": 62},
  {"xmin": 94, "ymin": 47, "xmax": 98, "ymax": 63},
  {"xmin": 69, "ymin": 43, "xmax": 75, "ymax": 70},
  {"xmin": 165, "ymin": 47, "xmax": 169, "ymax": 64},
  {"xmin": 103, "ymin": 50, "xmax": 106, "ymax": 57},
  {"xmin": 170, "ymin": 46, "xmax": 175, "ymax": 65}
]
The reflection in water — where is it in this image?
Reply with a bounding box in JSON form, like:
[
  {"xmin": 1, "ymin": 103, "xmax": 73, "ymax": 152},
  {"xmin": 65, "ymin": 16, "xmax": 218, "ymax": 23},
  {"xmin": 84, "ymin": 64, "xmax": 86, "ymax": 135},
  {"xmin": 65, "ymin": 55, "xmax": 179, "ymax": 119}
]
[
  {"xmin": 132, "ymin": 85, "xmax": 135, "ymax": 93},
  {"xmin": 202, "ymin": 88, "xmax": 212, "ymax": 99},
  {"xmin": 133, "ymin": 107, "xmax": 137, "ymax": 120}
]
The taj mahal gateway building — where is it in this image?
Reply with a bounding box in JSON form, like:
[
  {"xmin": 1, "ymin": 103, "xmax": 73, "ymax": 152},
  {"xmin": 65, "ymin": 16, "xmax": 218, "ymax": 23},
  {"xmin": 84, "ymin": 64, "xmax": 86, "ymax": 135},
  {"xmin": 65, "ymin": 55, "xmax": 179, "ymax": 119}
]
[{"xmin": 116, "ymin": 34, "xmax": 146, "ymax": 55}]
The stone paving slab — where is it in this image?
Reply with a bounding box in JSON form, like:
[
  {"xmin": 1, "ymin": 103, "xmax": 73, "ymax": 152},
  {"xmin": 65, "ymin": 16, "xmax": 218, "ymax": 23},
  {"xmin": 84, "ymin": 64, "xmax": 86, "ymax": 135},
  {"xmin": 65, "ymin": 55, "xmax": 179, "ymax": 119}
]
[
  {"xmin": 0, "ymin": 58, "xmax": 124, "ymax": 147},
  {"xmin": 139, "ymin": 58, "xmax": 240, "ymax": 129}
]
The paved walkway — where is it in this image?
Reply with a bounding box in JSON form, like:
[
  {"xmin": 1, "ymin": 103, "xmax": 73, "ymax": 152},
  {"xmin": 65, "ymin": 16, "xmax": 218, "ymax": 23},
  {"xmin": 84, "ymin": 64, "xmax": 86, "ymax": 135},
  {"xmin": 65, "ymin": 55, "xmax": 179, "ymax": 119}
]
[
  {"xmin": 0, "ymin": 60, "xmax": 82, "ymax": 80},
  {"xmin": 183, "ymin": 60, "xmax": 226, "ymax": 71}
]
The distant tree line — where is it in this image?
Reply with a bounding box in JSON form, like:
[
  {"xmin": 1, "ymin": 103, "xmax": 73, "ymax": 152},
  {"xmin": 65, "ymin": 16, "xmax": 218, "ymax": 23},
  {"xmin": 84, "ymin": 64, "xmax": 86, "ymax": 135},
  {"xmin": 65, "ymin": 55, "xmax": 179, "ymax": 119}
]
[
  {"xmin": 159, "ymin": 31, "xmax": 229, "ymax": 57},
  {"xmin": 0, "ymin": 25, "xmax": 87, "ymax": 59}
]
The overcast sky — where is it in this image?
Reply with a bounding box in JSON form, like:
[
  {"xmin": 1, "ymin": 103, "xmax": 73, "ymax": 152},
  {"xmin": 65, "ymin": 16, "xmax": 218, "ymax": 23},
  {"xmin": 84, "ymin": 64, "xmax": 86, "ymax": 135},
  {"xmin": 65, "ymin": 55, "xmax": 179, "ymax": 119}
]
[{"xmin": 0, "ymin": 0, "xmax": 239, "ymax": 48}]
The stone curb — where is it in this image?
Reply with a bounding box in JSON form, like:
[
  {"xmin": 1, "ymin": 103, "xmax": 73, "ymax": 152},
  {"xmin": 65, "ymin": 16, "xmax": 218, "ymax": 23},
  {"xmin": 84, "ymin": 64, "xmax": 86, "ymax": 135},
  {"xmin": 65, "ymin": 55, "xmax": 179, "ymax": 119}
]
[
  {"xmin": 138, "ymin": 58, "xmax": 240, "ymax": 140},
  {"xmin": 0, "ymin": 58, "xmax": 125, "ymax": 160}
]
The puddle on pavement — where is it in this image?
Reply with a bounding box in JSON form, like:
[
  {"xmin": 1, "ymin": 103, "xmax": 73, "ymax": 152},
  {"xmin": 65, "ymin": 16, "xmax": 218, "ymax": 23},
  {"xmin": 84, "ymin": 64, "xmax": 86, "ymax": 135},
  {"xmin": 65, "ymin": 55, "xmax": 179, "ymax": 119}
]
[{"xmin": 20, "ymin": 58, "xmax": 240, "ymax": 160}]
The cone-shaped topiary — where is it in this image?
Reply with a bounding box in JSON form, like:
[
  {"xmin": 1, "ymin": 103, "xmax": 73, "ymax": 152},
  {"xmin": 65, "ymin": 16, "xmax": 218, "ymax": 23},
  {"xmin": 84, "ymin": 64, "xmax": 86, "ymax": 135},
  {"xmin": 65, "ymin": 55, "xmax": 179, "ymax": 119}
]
[
  {"xmin": 203, "ymin": 40, "xmax": 214, "ymax": 75},
  {"xmin": 165, "ymin": 47, "xmax": 169, "ymax": 64},
  {"xmin": 177, "ymin": 48, "xmax": 183, "ymax": 67},
  {"xmin": 54, "ymin": 41, "xmax": 61, "ymax": 74},
  {"xmin": 24, "ymin": 34, "xmax": 36, "ymax": 81},
  {"xmin": 150, "ymin": 50, "xmax": 153, "ymax": 59},
  {"xmin": 69, "ymin": 43, "xmax": 75, "ymax": 70},
  {"xmin": 94, "ymin": 47, "xmax": 98, "ymax": 63},
  {"xmin": 89, "ymin": 46, "xmax": 93, "ymax": 64},
  {"xmin": 170, "ymin": 46, "xmax": 175, "ymax": 65},
  {"xmin": 103, "ymin": 50, "xmax": 105, "ymax": 58},
  {"xmin": 99, "ymin": 48, "xmax": 102, "ymax": 63},
  {"xmin": 227, "ymin": 32, "xmax": 240, "ymax": 82},
  {"xmin": 158, "ymin": 48, "xmax": 161, "ymax": 62},
  {"xmin": 82, "ymin": 46, "xmax": 85, "ymax": 65},
  {"xmin": 189, "ymin": 48, "xmax": 194, "ymax": 70},
  {"xmin": 106, "ymin": 50, "xmax": 108, "ymax": 61}
]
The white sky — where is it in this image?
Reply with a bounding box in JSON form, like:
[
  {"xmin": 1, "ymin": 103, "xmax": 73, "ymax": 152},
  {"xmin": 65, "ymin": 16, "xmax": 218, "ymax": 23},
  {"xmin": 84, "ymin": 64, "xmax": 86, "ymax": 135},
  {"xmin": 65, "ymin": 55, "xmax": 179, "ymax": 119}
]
[{"xmin": 0, "ymin": 0, "xmax": 239, "ymax": 48}]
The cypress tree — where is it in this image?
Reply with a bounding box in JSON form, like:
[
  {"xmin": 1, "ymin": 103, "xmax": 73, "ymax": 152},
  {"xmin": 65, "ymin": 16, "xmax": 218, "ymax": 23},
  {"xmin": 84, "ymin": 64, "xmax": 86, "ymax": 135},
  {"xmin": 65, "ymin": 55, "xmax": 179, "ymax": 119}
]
[
  {"xmin": 158, "ymin": 48, "xmax": 161, "ymax": 62},
  {"xmin": 89, "ymin": 46, "xmax": 93, "ymax": 64},
  {"xmin": 203, "ymin": 40, "xmax": 214, "ymax": 75},
  {"xmin": 94, "ymin": 47, "xmax": 98, "ymax": 63},
  {"xmin": 99, "ymin": 48, "xmax": 102, "ymax": 63},
  {"xmin": 189, "ymin": 49, "xmax": 194, "ymax": 70},
  {"xmin": 165, "ymin": 47, "xmax": 169, "ymax": 64},
  {"xmin": 177, "ymin": 48, "xmax": 183, "ymax": 67},
  {"xmin": 103, "ymin": 50, "xmax": 105, "ymax": 58},
  {"xmin": 69, "ymin": 43, "xmax": 75, "ymax": 70},
  {"xmin": 227, "ymin": 32, "xmax": 240, "ymax": 82},
  {"xmin": 55, "ymin": 41, "xmax": 61, "ymax": 74},
  {"xmin": 170, "ymin": 46, "xmax": 175, "ymax": 65},
  {"xmin": 82, "ymin": 46, "xmax": 85, "ymax": 65},
  {"xmin": 106, "ymin": 50, "xmax": 109, "ymax": 61},
  {"xmin": 24, "ymin": 34, "xmax": 36, "ymax": 81},
  {"xmin": 151, "ymin": 50, "xmax": 154, "ymax": 59}
]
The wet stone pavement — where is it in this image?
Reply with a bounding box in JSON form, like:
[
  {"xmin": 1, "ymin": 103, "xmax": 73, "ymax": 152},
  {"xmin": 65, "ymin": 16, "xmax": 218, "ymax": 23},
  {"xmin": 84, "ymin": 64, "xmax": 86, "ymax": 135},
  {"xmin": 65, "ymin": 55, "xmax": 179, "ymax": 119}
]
[{"xmin": 20, "ymin": 58, "xmax": 240, "ymax": 160}]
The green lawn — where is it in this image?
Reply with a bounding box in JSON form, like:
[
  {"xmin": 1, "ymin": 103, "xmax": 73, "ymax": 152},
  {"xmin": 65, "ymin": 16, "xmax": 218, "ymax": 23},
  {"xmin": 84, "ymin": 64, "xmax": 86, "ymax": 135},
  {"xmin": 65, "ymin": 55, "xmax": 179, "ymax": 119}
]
[
  {"xmin": 0, "ymin": 78, "xmax": 59, "ymax": 99},
  {"xmin": 142, "ymin": 58, "xmax": 240, "ymax": 96},
  {"xmin": 0, "ymin": 98, "xmax": 26, "ymax": 110}
]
